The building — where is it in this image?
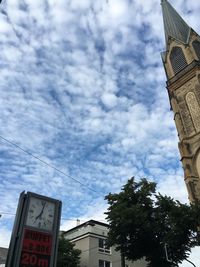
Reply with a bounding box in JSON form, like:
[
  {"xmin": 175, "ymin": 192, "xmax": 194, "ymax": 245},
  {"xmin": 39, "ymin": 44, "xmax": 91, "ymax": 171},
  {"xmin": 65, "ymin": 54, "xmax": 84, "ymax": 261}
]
[
  {"xmin": 63, "ymin": 220, "xmax": 147, "ymax": 267},
  {"xmin": 0, "ymin": 247, "xmax": 8, "ymax": 266},
  {"xmin": 161, "ymin": 0, "xmax": 200, "ymax": 203}
]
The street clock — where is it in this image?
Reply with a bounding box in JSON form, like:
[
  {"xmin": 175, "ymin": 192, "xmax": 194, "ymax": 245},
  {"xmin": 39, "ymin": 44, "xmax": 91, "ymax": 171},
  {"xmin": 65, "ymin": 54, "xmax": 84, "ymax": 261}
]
[
  {"xmin": 26, "ymin": 196, "xmax": 55, "ymax": 231},
  {"xmin": 6, "ymin": 192, "xmax": 62, "ymax": 267}
]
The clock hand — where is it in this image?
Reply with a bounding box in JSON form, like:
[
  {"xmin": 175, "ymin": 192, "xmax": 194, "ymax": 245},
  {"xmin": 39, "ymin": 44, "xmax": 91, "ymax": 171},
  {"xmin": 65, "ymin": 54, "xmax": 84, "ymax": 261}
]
[{"xmin": 34, "ymin": 202, "xmax": 46, "ymax": 223}]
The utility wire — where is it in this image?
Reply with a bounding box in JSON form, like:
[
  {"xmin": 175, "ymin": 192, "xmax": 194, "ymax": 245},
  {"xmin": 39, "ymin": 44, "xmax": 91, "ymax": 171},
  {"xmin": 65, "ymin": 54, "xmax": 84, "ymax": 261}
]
[
  {"xmin": 0, "ymin": 2, "xmax": 104, "ymax": 197},
  {"xmin": 0, "ymin": 212, "xmax": 107, "ymax": 225},
  {"xmin": 0, "ymin": 1, "xmax": 108, "ymax": 197},
  {"xmin": 0, "ymin": 212, "xmax": 16, "ymax": 216},
  {"xmin": 0, "ymin": 210, "xmax": 126, "ymax": 265},
  {"xmin": 0, "ymin": 135, "xmax": 100, "ymax": 194},
  {"xmin": 0, "ymin": 212, "xmax": 122, "ymax": 262}
]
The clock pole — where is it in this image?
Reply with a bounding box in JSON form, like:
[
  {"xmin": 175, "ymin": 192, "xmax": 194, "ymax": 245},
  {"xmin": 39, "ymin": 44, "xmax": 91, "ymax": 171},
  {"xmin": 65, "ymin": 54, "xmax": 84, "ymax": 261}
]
[{"xmin": 5, "ymin": 192, "xmax": 27, "ymax": 267}]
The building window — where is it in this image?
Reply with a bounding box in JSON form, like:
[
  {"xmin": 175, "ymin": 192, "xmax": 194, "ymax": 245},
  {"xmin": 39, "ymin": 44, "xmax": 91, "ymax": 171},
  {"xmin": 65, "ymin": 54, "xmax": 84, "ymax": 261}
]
[
  {"xmin": 170, "ymin": 46, "xmax": 187, "ymax": 75},
  {"xmin": 98, "ymin": 238, "xmax": 111, "ymax": 254},
  {"xmin": 192, "ymin": 40, "xmax": 200, "ymax": 60},
  {"xmin": 99, "ymin": 260, "xmax": 111, "ymax": 267}
]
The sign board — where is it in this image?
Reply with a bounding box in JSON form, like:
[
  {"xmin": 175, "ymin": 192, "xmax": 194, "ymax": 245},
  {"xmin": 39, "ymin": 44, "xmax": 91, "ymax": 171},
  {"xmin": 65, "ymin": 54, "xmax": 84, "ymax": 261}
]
[{"xmin": 19, "ymin": 229, "xmax": 53, "ymax": 267}]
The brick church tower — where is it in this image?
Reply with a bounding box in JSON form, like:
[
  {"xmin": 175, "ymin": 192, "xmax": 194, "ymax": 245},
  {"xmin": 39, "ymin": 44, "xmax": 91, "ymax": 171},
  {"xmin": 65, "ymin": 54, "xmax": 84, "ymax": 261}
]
[{"xmin": 161, "ymin": 0, "xmax": 200, "ymax": 203}]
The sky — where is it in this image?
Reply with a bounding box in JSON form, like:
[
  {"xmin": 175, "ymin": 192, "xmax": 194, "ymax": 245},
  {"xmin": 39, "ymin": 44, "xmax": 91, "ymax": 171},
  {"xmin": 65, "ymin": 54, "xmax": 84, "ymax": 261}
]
[{"xmin": 0, "ymin": 0, "xmax": 200, "ymax": 266}]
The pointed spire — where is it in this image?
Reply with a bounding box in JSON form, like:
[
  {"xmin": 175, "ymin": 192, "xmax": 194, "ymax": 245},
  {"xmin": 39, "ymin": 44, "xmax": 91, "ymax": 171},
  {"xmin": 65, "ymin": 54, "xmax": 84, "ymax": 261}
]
[{"xmin": 161, "ymin": 0, "xmax": 191, "ymax": 45}]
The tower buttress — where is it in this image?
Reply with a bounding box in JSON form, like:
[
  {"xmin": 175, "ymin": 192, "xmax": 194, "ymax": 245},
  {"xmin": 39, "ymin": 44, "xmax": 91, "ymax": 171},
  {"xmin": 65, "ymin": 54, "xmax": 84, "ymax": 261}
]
[{"xmin": 161, "ymin": 0, "xmax": 200, "ymax": 203}]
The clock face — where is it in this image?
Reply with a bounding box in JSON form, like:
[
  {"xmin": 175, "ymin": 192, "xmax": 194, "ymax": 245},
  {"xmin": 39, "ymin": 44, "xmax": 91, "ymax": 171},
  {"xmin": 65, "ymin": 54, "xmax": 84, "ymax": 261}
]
[{"xmin": 26, "ymin": 197, "xmax": 55, "ymax": 231}]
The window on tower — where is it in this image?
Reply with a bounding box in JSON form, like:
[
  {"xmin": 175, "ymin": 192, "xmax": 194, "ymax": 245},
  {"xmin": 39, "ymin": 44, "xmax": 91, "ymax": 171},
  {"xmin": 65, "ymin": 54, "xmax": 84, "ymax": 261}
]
[
  {"xmin": 192, "ymin": 40, "xmax": 200, "ymax": 60},
  {"xmin": 170, "ymin": 46, "xmax": 187, "ymax": 75}
]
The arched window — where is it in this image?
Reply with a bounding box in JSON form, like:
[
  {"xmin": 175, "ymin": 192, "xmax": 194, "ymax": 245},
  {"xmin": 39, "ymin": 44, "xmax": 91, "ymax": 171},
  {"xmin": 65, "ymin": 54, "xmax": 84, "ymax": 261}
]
[
  {"xmin": 170, "ymin": 46, "xmax": 187, "ymax": 75},
  {"xmin": 192, "ymin": 40, "xmax": 200, "ymax": 60}
]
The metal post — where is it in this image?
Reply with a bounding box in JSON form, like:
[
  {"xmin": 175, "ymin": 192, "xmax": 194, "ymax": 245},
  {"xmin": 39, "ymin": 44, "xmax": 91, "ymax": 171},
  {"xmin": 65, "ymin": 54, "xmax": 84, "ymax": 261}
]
[{"xmin": 121, "ymin": 252, "xmax": 125, "ymax": 267}]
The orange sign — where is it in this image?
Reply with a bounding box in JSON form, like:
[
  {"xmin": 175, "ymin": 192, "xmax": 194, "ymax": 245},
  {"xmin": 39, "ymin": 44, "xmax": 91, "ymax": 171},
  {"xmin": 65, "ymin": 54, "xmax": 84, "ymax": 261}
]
[{"xmin": 19, "ymin": 228, "xmax": 53, "ymax": 267}]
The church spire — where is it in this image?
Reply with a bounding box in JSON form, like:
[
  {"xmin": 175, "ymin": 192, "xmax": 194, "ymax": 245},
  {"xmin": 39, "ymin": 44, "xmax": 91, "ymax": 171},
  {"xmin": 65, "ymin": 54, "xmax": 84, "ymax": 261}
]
[
  {"xmin": 161, "ymin": 0, "xmax": 191, "ymax": 45},
  {"xmin": 161, "ymin": 1, "xmax": 200, "ymax": 204}
]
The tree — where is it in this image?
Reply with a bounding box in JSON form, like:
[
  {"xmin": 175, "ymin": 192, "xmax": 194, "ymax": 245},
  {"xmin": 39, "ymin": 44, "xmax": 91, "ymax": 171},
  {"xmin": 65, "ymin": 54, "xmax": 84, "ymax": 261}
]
[
  {"xmin": 57, "ymin": 235, "xmax": 81, "ymax": 267},
  {"xmin": 105, "ymin": 178, "xmax": 200, "ymax": 267}
]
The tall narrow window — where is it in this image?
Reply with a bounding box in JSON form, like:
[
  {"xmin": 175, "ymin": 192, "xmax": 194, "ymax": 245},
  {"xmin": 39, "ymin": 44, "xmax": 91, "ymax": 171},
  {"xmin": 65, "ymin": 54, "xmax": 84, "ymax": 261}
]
[
  {"xmin": 170, "ymin": 46, "xmax": 187, "ymax": 75},
  {"xmin": 192, "ymin": 40, "xmax": 200, "ymax": 60},
  {"xmin": 186, "ymin": 92, "xmax": 200, "ymax": 132}
]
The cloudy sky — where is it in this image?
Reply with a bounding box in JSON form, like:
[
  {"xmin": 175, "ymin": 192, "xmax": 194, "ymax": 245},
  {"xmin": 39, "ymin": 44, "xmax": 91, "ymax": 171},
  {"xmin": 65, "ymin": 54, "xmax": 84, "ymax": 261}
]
[{"xmin": 0, "ymin": 0, "xmax": 200, "ymax": 266}]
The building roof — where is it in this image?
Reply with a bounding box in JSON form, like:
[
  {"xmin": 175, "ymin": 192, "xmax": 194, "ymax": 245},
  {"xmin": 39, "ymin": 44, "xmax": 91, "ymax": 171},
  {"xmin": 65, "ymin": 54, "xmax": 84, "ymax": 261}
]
[
  {"xmin": 161, "ymin": 0, "xmax": 191, "ymax": 45},
  {"xmin": 63, "ymin": 220, "xmax": 109, "ymax": 235}
]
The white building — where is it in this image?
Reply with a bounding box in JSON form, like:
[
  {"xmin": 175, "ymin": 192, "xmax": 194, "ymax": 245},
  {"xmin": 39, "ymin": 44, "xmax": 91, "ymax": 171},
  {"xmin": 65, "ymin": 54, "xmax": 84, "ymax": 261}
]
[
  {"xmin": 0, "ymin": 247, "xmax": 8, "ymax": 267},
  {"xmin": 63, "ymin": 220, "xmax": 147, "ymax": 267}
]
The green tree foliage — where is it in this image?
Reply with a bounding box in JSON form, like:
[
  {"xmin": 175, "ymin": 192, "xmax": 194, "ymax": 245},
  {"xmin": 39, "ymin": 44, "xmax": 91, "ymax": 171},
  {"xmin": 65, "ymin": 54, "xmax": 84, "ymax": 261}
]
[
  {"xmin": 57, "ymin": 235, "xmax": 81, "ymax": 267},
  {"xmin": 105, "ymin": 178, "xmax": 200, "ymax": 267}
]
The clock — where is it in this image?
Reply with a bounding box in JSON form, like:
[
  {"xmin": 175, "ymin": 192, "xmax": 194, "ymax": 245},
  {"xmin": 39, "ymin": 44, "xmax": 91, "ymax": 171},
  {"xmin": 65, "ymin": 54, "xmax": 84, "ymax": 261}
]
[{"xmin": 26, "ymin": 196, "xmax": 55, "ymax": 231}]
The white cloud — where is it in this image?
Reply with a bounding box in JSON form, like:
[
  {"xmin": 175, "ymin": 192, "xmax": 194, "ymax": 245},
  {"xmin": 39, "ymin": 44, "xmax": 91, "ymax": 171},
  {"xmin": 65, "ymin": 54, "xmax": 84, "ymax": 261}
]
[
  {"xmin": 181, "ymin": 247, "xmax": 200, "ymax": 267},
  {"xmin": 157, "ymin": 173, "xmax": 188, "ymax": 203},
  {"xmin": 101, "ymin": 93, "xmax": 117, "ymax": 108},
  {"xmin": 0, "ymin": 227, "xmax": 11, "ymax": 248},
  {"xmin": 108, "ymin": 0, "xmax": 128, "ymax": 19},
  {"xmin": 60, "ymin": 198, "xmax": 108, "ymax": 231}
]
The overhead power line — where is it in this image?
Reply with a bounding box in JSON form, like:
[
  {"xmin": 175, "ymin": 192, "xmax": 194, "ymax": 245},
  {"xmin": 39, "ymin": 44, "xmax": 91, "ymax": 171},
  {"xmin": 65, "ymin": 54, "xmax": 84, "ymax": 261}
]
[
  {"xmin": 0, "ymin": 212, "xmax": 16, "ymax": 216},
  {"xmin": 0, "ymin": 212, "xmax": 107, "ymax": 224},
  {"xmin": 0, "ymin": 135, "xmax": 100, "ymax": 194}
]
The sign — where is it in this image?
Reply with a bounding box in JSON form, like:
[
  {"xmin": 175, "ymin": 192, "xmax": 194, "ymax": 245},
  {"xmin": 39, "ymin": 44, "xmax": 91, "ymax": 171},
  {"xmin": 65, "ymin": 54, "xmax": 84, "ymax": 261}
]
[{"xmin": 19, "ymin": 229, "xmax": 53, "ymax": 267}]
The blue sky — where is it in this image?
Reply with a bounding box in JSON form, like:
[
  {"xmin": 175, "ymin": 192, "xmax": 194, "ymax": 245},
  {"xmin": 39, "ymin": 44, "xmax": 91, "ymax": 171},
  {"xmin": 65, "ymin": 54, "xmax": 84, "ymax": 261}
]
[{"xmin": 0, "ymin": 0, "xmax": 200, "ymax": 266}]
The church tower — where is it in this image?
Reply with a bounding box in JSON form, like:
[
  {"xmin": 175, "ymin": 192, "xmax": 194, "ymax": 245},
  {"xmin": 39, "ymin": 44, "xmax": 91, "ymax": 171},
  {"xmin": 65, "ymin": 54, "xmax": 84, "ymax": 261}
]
[{"xmin": 161, "ymin": 0, "xmax": 200, "ymax": 203}]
